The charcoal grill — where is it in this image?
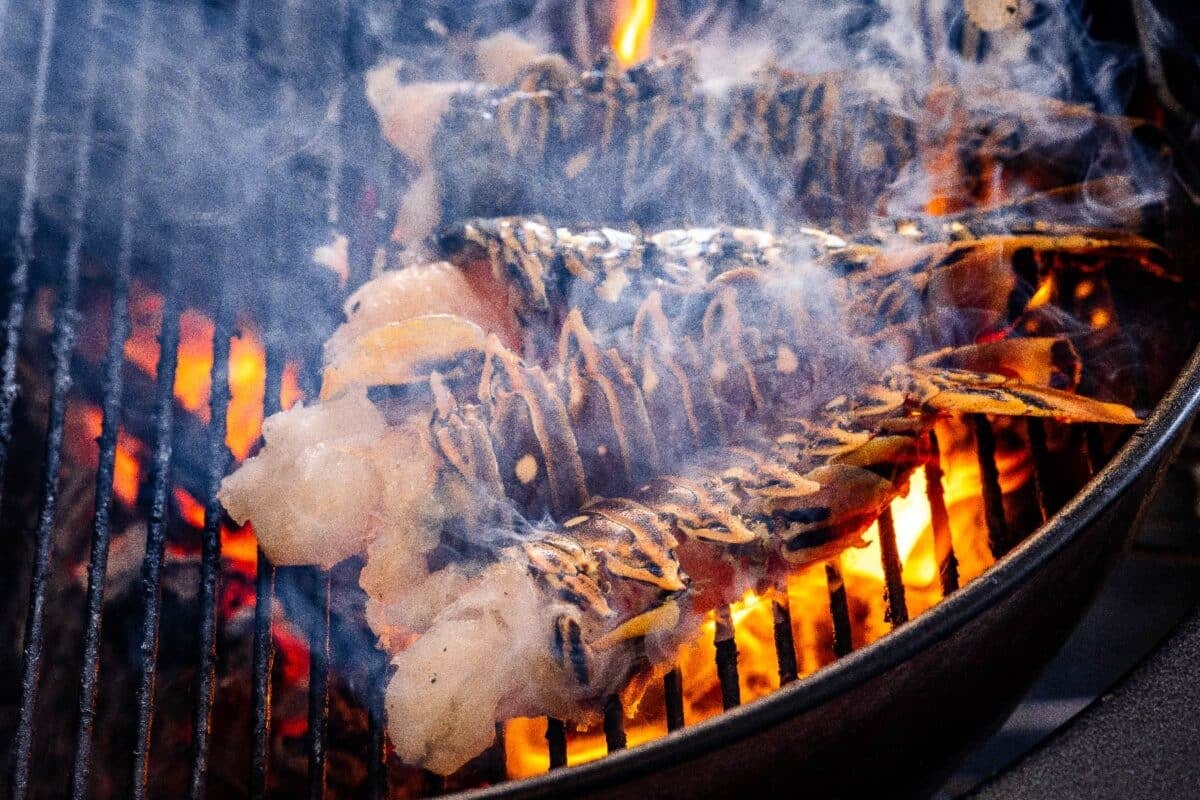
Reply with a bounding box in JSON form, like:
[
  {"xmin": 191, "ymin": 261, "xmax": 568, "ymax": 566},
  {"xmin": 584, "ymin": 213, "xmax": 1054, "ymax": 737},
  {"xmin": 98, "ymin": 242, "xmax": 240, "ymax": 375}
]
[{"xmin": 1, "ymin": 1, "xmax": 1198, "ymax": 799}]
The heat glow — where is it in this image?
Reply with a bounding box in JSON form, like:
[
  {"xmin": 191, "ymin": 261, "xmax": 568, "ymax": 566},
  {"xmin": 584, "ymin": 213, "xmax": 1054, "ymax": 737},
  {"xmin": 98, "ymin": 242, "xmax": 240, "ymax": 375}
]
[
  {"xmin": 613, "ymin": 0, "xmax": 656, "ymax": 67},
  {"xmin": 123, "ymin": 283, "xmax": 303, "ymax": 462},
  {"xmin": 506, "ymin": 432, "xmax": 1027, "ymax": 778}
]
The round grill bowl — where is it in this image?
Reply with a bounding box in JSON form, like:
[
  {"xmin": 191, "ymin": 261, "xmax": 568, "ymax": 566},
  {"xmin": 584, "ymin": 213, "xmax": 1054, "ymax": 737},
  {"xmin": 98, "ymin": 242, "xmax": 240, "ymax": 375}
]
[{"xmin": 455, "ymin": 345, "xmax": 1200, "ymax": 800}]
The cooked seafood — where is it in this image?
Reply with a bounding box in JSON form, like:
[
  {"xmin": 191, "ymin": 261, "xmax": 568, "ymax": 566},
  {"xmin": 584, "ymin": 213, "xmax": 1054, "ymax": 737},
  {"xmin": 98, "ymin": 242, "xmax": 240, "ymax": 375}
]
[
  {"xmin": 220, "ymin": 215, "xmax": 1158, "ymax": 773},
  {"xmin": 367, "ymin": 47, "xmax": 1158, "ymax": 241},
  {"xmin": 429, "ymin": 216, "xmax": 1171, "ymax": 360}
]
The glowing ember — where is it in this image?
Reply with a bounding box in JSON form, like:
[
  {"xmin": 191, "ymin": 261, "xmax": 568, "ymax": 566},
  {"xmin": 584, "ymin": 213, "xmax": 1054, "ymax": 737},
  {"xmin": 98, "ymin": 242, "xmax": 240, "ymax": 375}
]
[
  {"xmin": 843, "ymin": 467, "xmax": 938, "ymax": 588},
  {"xmin": 1026, "ymin": 280, "xmax": 1055, "ymax": 311},
  {"xmin": 122, "ymin": 281, "xmax": 304, "ymax": 461},
  {"xmin": 221, "ymin": 522, "xmax": 259, "ymax": 568},
  {"xmin": 66, "ymin": 404, "xmax": 143, "ymax": 507},
  {"xmin": 505, "ymin": 425, "xmax": 1032, "ymax": 778},
  {"xmin": 613, "ymin": 0, "xmax": 656, "ymax": 67},
  {"xmin": 280, "ymin": 360, "xmax": 304, "ymax": 412},
  {"xmin": 272, "ymin": 614, "xmax": 312, "ymax": 738},
  {"xmin": 174, "ymin": 487, "xmax": 207, "ymax": 529}
]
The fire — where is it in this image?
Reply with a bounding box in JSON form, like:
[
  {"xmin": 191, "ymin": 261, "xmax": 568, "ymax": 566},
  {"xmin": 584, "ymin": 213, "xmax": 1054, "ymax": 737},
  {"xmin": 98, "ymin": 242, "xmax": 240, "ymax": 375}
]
[
  {"xmin": 613, "ymin": 0, "xmax": 656, "ymax": 67},
  {"xmin": 506, "ymin": 421, "xmax": 1034, "ymax": 778},
  {"xmin": 842, "ymin": 468, "xmax": 939, "ymax": 588},
  {"xmin": 114, "ymin": 443, "xmax": 141, "ymax": 506},
  {"xmin": 174, "ymin": 487, "xmax": 207, "ymax": 529},
  {"xmin": 65, "ymin": 404, "xmax": 143, "ymax": 507},
  {"xmin": 66, "ymin": 284, "xmax": 309, "ymax": 589},
  {"xmin": 122, "ymin": 281, "xmax": 303, "ymax": 461},
  {"xmin": 221, "ymin": 522, "xmax": 259, "ymax": 568}
]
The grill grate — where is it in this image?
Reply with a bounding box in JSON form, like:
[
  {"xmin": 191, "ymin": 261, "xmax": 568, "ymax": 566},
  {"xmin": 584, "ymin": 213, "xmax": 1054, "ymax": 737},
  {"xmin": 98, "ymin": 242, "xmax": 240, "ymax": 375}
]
[
  {"xmin": 0, "ymin": 0, "xmax": 56, "ymax": 493},
  {"xmin": 187, "ymin": 292, "xmax": 232, "ymax": 800},
  {"xmin": 68, "ymin": 0, "xmax": 142, "ymax": 780},
  {"xmin": 11, "ymin": 0, "xmax": 85, "ymax": 797},
  {"xmin": 0, "ymin": 2, "xmax": 1130, "ymax": 798}
]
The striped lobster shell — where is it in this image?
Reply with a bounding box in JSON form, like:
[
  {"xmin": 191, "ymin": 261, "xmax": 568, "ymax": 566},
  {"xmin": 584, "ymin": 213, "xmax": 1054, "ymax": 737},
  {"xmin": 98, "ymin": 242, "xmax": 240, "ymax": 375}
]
[
  {"xmin": 373, "ymin": 47, "xmax": 1160, "ymax": 238},
  {"xmin": 322, "ymin": 218, "xmax": 1158, "ymax": 694}
]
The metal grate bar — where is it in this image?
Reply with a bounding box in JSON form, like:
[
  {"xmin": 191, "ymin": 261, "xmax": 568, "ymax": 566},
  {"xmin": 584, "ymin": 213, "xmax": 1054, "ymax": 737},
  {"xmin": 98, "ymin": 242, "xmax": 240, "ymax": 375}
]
[
  {"xmin": 603, "ymin": 695, "xmax": 627, "ymax": 752},
  {"xmin": 250, "ymin": 308, "xmax": 286, "ymax": 799},
  {"xmin": 69, "ymin": 0, "xmax": 152, "ymax": 792},
  {"xmin": 663, "ymin": 667, "xmax": 685, "ymax": 731},
  {"xmin": 490, "ymin": 723, "xmax": 508, "ymax": 785},
  {"xmin": 825, "ymin": 559, "xmax": 853, "ymax": 658},
  {"xmin": 1026, "ymin": 418, "xmax": 1051, "ymax": 523},
  {"xmin": 973, "ymin": 414, "xmax": 1012, "ymax": 558},
  {"xmin": 249, "ymin": 552, "xmax": 276, "ymax": 800},
  {"xmin": 129, "ymin": 268, "xmax": 182, "ymax": 800},
  {"xmin": 771, "ymin": 581, "xmax": 799, "ymax": 685},
  {"xmin": 925, "ymin": 431, "xmax": 959, "ymax": 596},
  {"xmin": 877, "ymin": 507, "xmax": 909, "ymax": 626},
  {"xmin": 307, "ymin": 569, "xmax": 332, "ymax": 800},
  {"xmin": 545, "ymin": 719, "xmax": 568, "ymax": 769},
  {"xmin": 367, "ymin": 649, "xmax": 388, "ymax": 799},
  {"xmin": 187, "ymin": 299, "xmax": 234, "ymax": 799},
  {"xmin": 714, "ymin": 605, "xmax": 741, "ymax": 710},
  {"xmin": 185, "ymin": 0, "xmax": 248, "ymax": 787},
  {"xmin": 0, "ymin": 0, "xmax": 59, "ymax": 506},
  {"xmin": 11, "ymin": 1, "xmax": 95, "ymax": 795}
]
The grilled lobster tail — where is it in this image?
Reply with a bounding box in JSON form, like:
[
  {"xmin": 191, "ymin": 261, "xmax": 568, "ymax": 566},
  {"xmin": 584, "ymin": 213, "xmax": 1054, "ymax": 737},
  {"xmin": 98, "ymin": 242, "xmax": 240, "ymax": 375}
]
[
  {"xmin": 222, "ymin": 214, "xmax": 1169, "ymax": 775},
  {"xmin": 370, "ymin": 48, "xmax": 1158, "ymax": 239}
]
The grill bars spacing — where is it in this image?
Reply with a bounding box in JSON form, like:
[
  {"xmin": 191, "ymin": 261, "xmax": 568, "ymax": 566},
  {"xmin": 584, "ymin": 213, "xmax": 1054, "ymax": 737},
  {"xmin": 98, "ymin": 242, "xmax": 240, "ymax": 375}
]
[{"xmin": 0, "ymin": 2, "xmax": 1114, "ymax": 799}]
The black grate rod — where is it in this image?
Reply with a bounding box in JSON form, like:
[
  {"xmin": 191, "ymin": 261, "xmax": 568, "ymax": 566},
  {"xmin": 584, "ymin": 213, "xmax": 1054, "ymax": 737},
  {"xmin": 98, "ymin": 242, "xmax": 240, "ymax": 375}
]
[
  {"xmin": 10, "ymin": 1, "xmax": 97, "ymax": 796},
  {"xmin": 249, "ymin": 552, "xmax": 276, "ymax": 800},
  {"xmin": 367, "ymin": 647, "xmax": 389, "ymax": 799},
  {"xmin": 69, "ymin": 0, "xmax": 153, "ymax": 792},
  {"xmin": 714, "ymin": 605, "xmax": 741, "ymax": 710},
  {"xmin": 825, "ymin": 558, "xmax": 853, "ymax": 658},
  {"xmin": 128, "ymin": 265, "xmax": 182, "ymax": 800},
  {"xmin": 250, "ymin": 199, "xmax": 288, "ymax": 799},
  {"xmin": 924, "ymin": 431, "xmax": 960, "ymax": 596},
  {"xmin": 0, "ymin": 0, "xmax": 59, "ymax": 509},
  {"xmin": 307, "ymin": 569, "xmax": 332, "ymax": 800},
  {"xmin": 877, "ymin": 507, "xmax": 909, "ymax": 627},
  {"xmin": 246, "ymin": 140, "xmax": 288, "ymax": 791},
  {"xmin": 663, "ymin": 667, "xmax": 685, "ymax": 732},
  {"xmin": 489, "ymin": 722, "xmax": 508, "ymax": 785},
  {"xmin": 186, "ymin": 299, "xmax": 234, "ymax": 800},
  {"xmin": 972, "ymin": 414, "xmax": 1012, "ymax": 558},
  {"xmin": 250, "ymin": 335, "xmax": 287, "ymax": 797},
  {"xmin": 771, "ymin": 578, "xmax": 799, "ymax": 685},
  {"xmin": 603, "ymin": 695, "xmax": 627, "ymax": 752},
  {"xmin": 545, "ymin": 718, "xmax": 568, "ymax": 769},
  {"xmin": 182, "ymin": 0, "xmax": 240, "ymax": 790},
  {"xmin": 1026, "ymin": 417, "xmax": 1052, "ymax": 523}
]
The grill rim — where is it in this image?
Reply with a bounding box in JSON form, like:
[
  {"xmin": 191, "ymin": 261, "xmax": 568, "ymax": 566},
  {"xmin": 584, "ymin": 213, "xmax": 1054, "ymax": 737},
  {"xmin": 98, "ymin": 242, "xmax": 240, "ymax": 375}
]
[{"xmin": 446, "ymin": 342, "xmax": 1200, "ymax": 800}]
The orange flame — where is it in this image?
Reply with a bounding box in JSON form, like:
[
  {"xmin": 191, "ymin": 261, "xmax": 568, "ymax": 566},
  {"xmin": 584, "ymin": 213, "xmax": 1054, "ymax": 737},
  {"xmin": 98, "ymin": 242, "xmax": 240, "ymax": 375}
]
[
  {"xmin": 222, "ymin": 522, "xmax": 259, "ymax": 569},
  {"xmin": 174, "ymin": 487, "xmax": 207, "ymax": 529},
  {"xmin": 613, "ymin": 0, "xmax": 656, "ymax": 66},
  {"xmin": 66, "ymin": 404, "xmax": 143, "ymax": 507},
  {"xmin": 842, "ymin": 467, "xmax": 938, "ymax": 588},
  {"xmin": 122, "ymin": 282, "xmax": 304, "ymax": 461},
  {"xmin": 506, "ymin": 423, "xmax": 1035, "ymax": 778},
  {"xmin": 173, "ymin": 487, "xmax": 257, "ymax": 570}
]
